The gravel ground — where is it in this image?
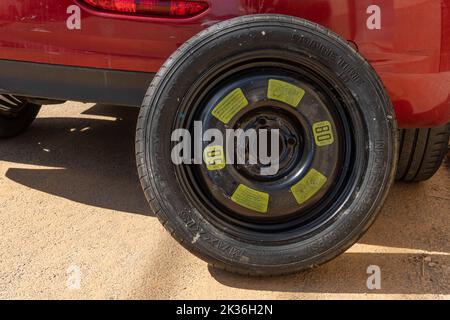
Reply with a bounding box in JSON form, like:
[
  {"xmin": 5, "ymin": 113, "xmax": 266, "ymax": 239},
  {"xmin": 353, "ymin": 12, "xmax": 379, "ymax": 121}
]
[{"xmin": 0, "ymin": 102, "xmax": 449, "ymax": 300}]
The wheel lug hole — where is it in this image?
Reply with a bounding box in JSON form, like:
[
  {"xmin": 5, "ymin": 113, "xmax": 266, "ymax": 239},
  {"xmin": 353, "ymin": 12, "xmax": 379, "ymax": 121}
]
[{"xmin": 287, "ymin": 137, "xmax": 296, "ymax": 146}]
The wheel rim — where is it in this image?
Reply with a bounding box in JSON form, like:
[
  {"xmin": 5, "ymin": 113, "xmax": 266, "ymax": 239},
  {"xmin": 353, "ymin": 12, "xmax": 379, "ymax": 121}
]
[{"xmin": 174, "ymin": 54, "xmax": 362, "ymax": 244}]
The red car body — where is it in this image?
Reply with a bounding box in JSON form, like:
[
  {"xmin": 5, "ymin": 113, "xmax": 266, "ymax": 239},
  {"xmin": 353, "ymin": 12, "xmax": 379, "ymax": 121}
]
[{"xmin": 0, "ymin": 0, "xmax": 449, "ymax": 128}]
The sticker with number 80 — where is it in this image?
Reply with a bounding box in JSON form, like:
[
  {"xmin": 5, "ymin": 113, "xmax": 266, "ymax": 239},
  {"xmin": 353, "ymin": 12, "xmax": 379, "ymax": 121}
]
[
  {"xmin": 313, "ymin": 121, "xmax": 335, "ymax": 147},
  {"xmin": 203, "ymin": 145, "xmax": 226, "ymax": 171}
]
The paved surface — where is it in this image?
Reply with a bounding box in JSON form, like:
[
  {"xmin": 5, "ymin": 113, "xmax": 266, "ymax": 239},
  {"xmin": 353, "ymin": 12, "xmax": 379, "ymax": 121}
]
[{"xmin": 0, "ymin": 102, "xmax": 449, "ymax": 300}]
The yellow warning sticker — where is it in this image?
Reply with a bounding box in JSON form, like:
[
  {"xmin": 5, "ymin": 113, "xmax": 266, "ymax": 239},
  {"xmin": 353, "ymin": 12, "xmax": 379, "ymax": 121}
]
[
  {"xmin": 231, "ymin": 184, "xmax": 269, "ymax": 214},
  {"xmin": 267, "ymin": 79, "xmax": 305, "ymax": 107},
  {"xmin": 203, "ymin": 145, "xmax": 226, "ymax": 171},
  {"xmin": 313, "ymin": 121, "xmax": 335, "ymax": 147},
  {"xmin": 211, "ymin": 88, "xmax": 249, "ymax": 124},
  {"xmin": 291, "ymin": 169, "xmax": 327, "ymax": 205}
]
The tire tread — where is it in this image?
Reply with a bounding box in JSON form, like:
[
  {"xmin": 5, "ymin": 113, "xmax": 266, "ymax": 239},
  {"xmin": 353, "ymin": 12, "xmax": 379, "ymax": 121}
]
[{"xmin": 396, "ymin": 124, "xmax": 450, "ymax": 182}]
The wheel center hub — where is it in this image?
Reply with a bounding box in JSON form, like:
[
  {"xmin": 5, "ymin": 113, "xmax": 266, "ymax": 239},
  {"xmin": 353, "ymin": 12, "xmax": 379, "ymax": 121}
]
[{"xmin": 234, "ymin": 108, "xmax": 304, "ymax": 181}]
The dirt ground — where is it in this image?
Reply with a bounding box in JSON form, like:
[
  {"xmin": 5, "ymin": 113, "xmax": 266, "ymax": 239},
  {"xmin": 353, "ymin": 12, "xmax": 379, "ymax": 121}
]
[{"xmin": 0, "ymin": 102, "xmax": 449, "ymax": 300}]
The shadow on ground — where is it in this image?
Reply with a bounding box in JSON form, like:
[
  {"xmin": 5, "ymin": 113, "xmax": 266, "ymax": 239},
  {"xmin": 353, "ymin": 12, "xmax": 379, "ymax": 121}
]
[
  {"xmin": 1, "ymin": 104, "xmax": 152, "ymax": 216},
  {"xmin": 209, "ymin": 252, "xmax": 450, "ymax": 295},
  {"xmin": 1, "ymin": 103, "xmax": 449, "ymax": 295},
  {"xmin": 211, "ymin": 169, "xmax": 450, "ymax": 295}
]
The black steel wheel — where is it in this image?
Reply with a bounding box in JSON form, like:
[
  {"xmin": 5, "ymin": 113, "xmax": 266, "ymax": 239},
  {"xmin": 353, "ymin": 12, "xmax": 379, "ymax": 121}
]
[
  {"xmin": 136, "ymin": 15, "xmax": 397, "ymax": 275},
  {"xmin": 177, "ymin": 67, "xmax": 355, "ymax": 244}
]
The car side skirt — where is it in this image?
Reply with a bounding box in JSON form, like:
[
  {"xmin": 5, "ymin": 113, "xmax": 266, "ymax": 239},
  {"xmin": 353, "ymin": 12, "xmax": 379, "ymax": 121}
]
[{"xmin": 0, "ymin": 59, "xmax": 154, "ymax": 107}]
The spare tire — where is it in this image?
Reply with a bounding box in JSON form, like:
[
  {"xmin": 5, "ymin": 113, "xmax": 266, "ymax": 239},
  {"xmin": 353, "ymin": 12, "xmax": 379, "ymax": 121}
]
[{"xmin": 136, "ymin": 15, "xmax": 397, "ymax": 275}]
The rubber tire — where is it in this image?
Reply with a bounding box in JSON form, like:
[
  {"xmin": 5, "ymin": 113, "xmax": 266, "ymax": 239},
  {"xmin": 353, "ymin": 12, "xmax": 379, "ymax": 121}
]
[
  {"xmin": 0, "ymin": 101, "xmax": 41, "ymax": 138},
  {"xmin": 136, "ymin": 15, "xmax": 397, "ymax": 276},
  {"xmin": 396, "ymin": 124, "xmax": 450, "ymax": 182}
]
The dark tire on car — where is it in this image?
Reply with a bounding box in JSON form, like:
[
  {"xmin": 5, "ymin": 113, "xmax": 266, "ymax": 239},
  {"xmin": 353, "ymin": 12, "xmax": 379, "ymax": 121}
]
[
  {"xmin": 0, "ymin": 95, "xmax": 41, "ymax": 138},
  {"xmin": 396, "ymin": 124, "xmax": 450, "ymax": 182},
  {"xmin": 136, "ymin": 15, "xmax": 397, "ymax": 276}
]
